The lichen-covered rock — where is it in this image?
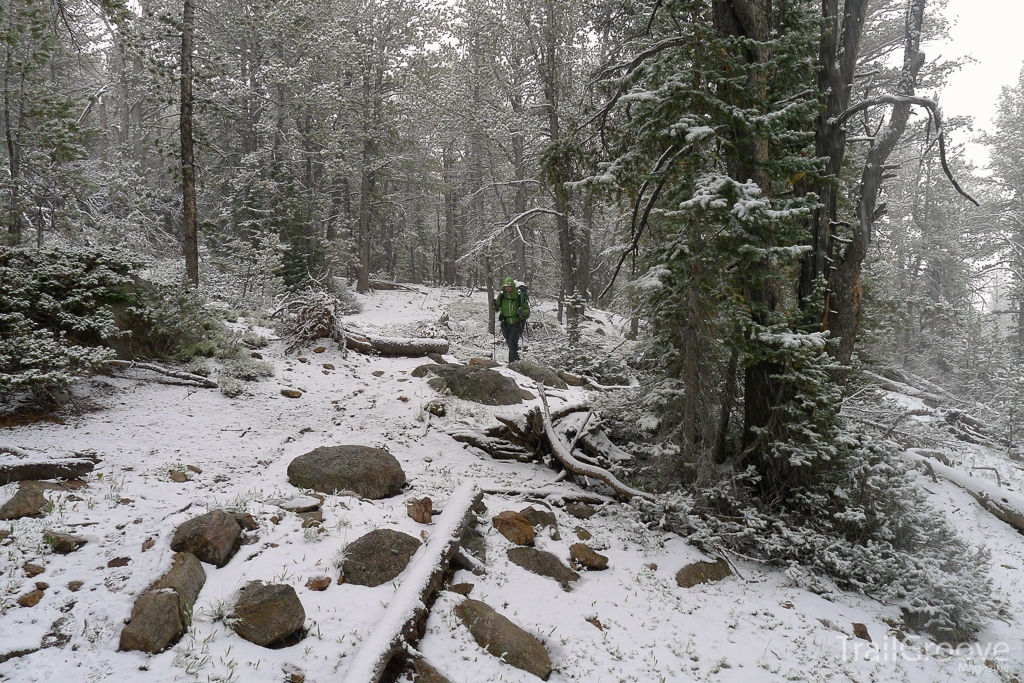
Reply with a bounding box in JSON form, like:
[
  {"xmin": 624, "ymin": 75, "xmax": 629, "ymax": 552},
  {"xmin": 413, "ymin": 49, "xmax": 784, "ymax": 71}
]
[
  {"xmin": 170, "ymin": 509, "xmax": 241, "ymax": 567},
  {"xmin": 231, "ymin": 581, "xmax": 305, "ymax": 647},
  {"xmin": 507, "ymin": 361, "xmax": 568, "ymax": 389},
  {"xmin": 675, "ymin": 558, "xmax": 731, "ymax": 588},
  {"xmin": 455, "ymin": 599, "xmax": 552, "ymax": 680},
  {"xmin": 341, "ymin": 529, "xmax": 421, "ymax": 587},
  {"xmin": 414, "ymin": 364, "xmax": 522, "ymax": 406},
  {"xmin": 287, "ymin": 446, "xmax": 406, "ymax": 499},
  {"xmin": 506, "ymin": 547, "xmax": 579, "ymax": 590}
]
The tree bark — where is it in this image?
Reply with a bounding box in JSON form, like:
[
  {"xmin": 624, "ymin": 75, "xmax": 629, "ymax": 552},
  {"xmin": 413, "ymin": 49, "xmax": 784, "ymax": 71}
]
[{"xmin": 180, "ymin": 0, "xmax": 199, "ymax": 286}]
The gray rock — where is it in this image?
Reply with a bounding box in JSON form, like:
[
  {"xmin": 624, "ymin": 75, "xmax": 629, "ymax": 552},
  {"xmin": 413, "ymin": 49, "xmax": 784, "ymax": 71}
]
[
  {"xmin": 461, "ymin": 526, "xmax": 486, "ymax": 563},
  {"xmin": 287, "ymin": 446, "xmax": 406, "ymax": 499},
  {"xmin": 119, "ymin": 591, "xmax": 185, "ymax": 653},
  {"xmin": 520, "ymin": 506, "xmax": 559, "ymax": 539},
  {"xmin": 231, "ymin": 581, "xmax": 305, "ymax": 647},
  {"xmin": 415, "ymin": 365, "xmax": 522, "ymax": 406},
  {"xmin": 341, "ymin": 529, "xmax": 421, "ymax": 587},
  {"xmin": 1, "ymin": 481, "xmax": 49, "ymax": 520},
  {"xmin": 119, "ymin": 551, "xmax": 207, "ymax": 654},
  {"xmin": 675, "ymin": 558, "xmax": 731, "ymax": 587},
  {"xmin": 170, "ymin": 509, "xmax": 241, "ymax": 567},
  {"xmin": 507, "ymin": 362, "xmax": 568, "ymax": 389},
  {"xmin": 455, "ymin": 599, "xmax": 552, "ymax": 680},
  {"xmin": 506, "ymin": 547, "xmax": 579, "ymax": 590},
  {"xmin": 569, "ymin": 543, "xmax": 608, "ymax": 571},
  {"xmin": 565, "ymin": 502, "xmax": 597, "ymax": 519}
]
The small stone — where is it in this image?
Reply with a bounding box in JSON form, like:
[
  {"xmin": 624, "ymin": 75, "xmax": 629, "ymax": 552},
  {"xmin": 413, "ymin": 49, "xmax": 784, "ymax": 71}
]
[
  {"xmin": 232, "ymin": 513, "xmax": 259, "ymax": 531},
  {"xmin": 322, "ymin": 364, "xmax": 335, "ymax": 370},
  {"xmin": 425, "ymin": 399, "xmax": 446, "ymax": 417},
  {"xmin": 586, "ymin": 617, "xmax": 603, "ymax": 630},
  {"xmin": 231, "ymin": 581, "xmax": 306, "ymax": 647},
  {"xmin": 299, "ymin": 511, "xmax": 322, "ymax": 528},
  {"xmin": 448, "ymin": 582, "xmax": 473, "ymax": 596},
  {"xmin": 142, "ymin": 538, "xmax": 155, "ymax": 552},
  {"xmin": 18, "ymin": 590, "xmax": 44, "ymax": 607},
  {"xmin": 119, "ymin": 498, "xmax": 134, "ymax": 505},
  {"xmin": 35, "ymin": 582, "xmax": 49, "ymax": 590},
  {"xmin": 455, "ymin": 599, "xmax": 552, "ymax": 680},
  {"xmin": 24, "ymin": 563, "xmax": 44, "ymax": 577},
  {"xmin": 558, "ymin": 370, "xmax": 588, "ymax": 386},
  {"xmin": 407, "ymin": 497, "xmax": 433, "ymax": 524},
  {"xmin": 372, "ymin": 370, "xmax": 385, "ymax": 377},
  {"xmin": 574, "ymin": 526, "xmax": 592, "ymax": 540},
  {"xmin": 520, "ymin": 389, "xmax": 537, "ymax": 400},
  {"xmin": 853, "ymin": 623, "xmax": 872, "ymax": 642},
  {"xmin": 313, "ymin": 346, "xmax": 326, "ymax": 353},
  {"xmin": 646, "ymin": 563, "xmax": 658, "ymax": 571},
  {"xmin": 250, "ymin": 352, "xmax": 263, "ymax": 359},
  {"xmin": 170, "ymin": 509, "xmax": 242, "ymax": 567},
  {"xmin": 186, "ymin": 465, "xmax": 203, "ymax": 474},
  {"xmin": 341, "ymin": 529, "xmax": 421, "ymax": 587},
  {"xmin": 569, "ymin": 543, "xmax": 609, "ymax": 571},
  {"xmin": 298, "ymin": 357, "xmax": 308, "ymax": 363},
  {"xmin": 267, "ymin": 495, "xmax": 323, "ymax": 513},
  {"xmin": 107, "ymin": 557, "xmax": 131, "ymax": 568},
  {"xmin": 44, "ymin": 532, "xmax": 87, "ymax": 554},
  {"xmin": 492, "ymin": 511, "xmax": 535, "ymax": 546},
  {"xmin": 67, "ymin": 581, "xmax": 83, "ymax": 592},
  {"xmin": 675, "ymin": 558, "xmax": 731, "ymax": 588},
  {"xmin": 467, "ymin": 358, "xmax": 499, "ymax": 368},
  {"xmin": 169, "ymin": 470, "xmax": 189, "ymax": 483},
  {"xmin": 507, "ymin": 547, "xmax": 579, "ymax": 590},
  {"xmin": 565, "ymin": 502, "xmax": 597, "ymax": 519},
  {"xmin": 305, "ymin": 576, "xmax": 331, "ymax": 591},
  {"xmin": 281, "ymin": 389, "xmax": 303, "ymax": 398}
]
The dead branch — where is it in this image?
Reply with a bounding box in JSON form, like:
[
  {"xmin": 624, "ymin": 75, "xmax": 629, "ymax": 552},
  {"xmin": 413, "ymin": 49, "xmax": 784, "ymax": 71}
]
[
  {"xmin": 538, "ymin": 386, "xmax": 654, "ymax": 502},
  {"xmin": 346, "ymin": 332, "xmax": 449, "ymax": 357},
  {"xmin": 104, "ymin": 360, "xmax": 217, "ymax": 388}
]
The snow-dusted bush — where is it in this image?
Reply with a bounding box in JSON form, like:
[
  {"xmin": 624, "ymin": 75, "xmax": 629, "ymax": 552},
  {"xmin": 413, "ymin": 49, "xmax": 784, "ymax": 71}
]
[
  {"xmin": 273, "ymin": 287, "xmax": 349, "ymax": 354},
  {"xmin": 640, "ymin": 432, "xmax": 996, "ymax": 641},
  {"xmin": 0, "ymin": 246, "xmax": 139, "ymax": 395}
]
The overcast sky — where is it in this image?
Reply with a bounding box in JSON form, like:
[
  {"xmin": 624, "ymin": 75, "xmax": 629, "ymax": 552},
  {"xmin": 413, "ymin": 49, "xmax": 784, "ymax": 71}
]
[{"xmin": 935, "ymin": 0, "xmax": 1024, "ymax": 166}]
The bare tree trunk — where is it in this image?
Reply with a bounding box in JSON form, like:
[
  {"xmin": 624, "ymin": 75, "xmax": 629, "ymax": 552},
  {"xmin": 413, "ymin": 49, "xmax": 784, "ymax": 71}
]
[
  {"xmin": 4, "ymin": 34, "xmax": 22, "ymax": 245},
  {"xmin": 484, "ymin": 255, "xmax": 495, "ymax": 335},
  {"xmin": 357, "ymin": 138, "xmax": 374, "ymax": 293},
  {"xmin": 180, "ymin": 0, "xmax": 199, "ymax": 286}
]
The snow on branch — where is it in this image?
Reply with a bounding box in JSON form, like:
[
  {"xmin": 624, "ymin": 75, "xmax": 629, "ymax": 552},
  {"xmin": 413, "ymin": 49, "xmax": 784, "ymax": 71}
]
[
  {"xmin": 104, "ymin": 360, "xmax": 218, "ymax": 388},
  {"xmin": 457, "ymin": 207, "xmax": 563, "ymax": 264}
]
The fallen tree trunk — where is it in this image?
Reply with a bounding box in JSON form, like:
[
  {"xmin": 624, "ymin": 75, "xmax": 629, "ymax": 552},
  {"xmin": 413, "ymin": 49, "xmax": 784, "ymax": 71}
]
[
  {"xmin": 905, "ymin": 450, "xmax": 1024, "ymax": 534},
  {"xmin": 0, "ymin": 458, "xmax": 97, "ymax": 485},
  {"xmin": 538, "ymin": 386, "xmax": 654, "ymax": 502},
  {"xmin": 341, "ymin": 482, "xmax": 482, "ymax": 683},
  {"xmin": 105, "ymin": 360, "xmax": 217, "ymax": 388},
  {"xmin": 345, "ymin": 332, "xmax": 449, "ymax": 357},
  {"xmin": 368, "ymin": 280, "xmax": 423, "ymax": 293}
]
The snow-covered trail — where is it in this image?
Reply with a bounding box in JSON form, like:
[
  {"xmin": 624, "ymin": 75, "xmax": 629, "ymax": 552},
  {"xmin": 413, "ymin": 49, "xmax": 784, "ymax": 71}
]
[{"xmin": 0, "ymin": 288, "xmax": 1019, "ymax": 683}]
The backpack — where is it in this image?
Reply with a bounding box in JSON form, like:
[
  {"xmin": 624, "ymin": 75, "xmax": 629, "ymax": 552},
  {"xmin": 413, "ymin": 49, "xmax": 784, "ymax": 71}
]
[{"xmin": 517, "ymin": 284, "xmax": 530, "ymax": 320}]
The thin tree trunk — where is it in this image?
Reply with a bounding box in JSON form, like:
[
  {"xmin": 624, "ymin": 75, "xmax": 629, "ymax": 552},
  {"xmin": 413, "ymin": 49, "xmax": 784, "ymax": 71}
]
[{"xmin": 180, "ymin": 0, "xmax": 199, "ymax": 286}]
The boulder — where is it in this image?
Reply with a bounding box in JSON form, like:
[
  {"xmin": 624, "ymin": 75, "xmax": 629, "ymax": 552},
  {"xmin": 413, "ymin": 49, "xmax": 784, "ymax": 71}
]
[
  {"xmin": 341, "ymin": 529, "xmax": 421, "ymax": 587},
  {"xmin": 170, "ymin": 509, "xmax": 241, "ymax": 567},
  {"xmin": 231, "ymin": 581, "xmax": 305, "ymax": 647},
  {"xmin": 119, "ymin": 591, "xmax": 185, "ymax": 653},
  {"xmin": 151, "ymin": 552, "xmax": 206, "ymax": 611},
  {"xmin": 455, "ymin": 599, "xmax": 552, "ymax": 680},
  {"xmin": 569, "ymin": 543, "xmax": 608, "ymax": 571},
  {"xmin": 287, "ymin": 446, "xmax": 406, "ymax": 499},
  {"xmin": 675, "ymin": 558, "xmax": 731, "ymax": 588},
  {"xmin": 414, "ymin": 364, "xmax": 522, "ymax": 406},
  {"xmin": 506, "ymin": 548, "xmax": 579, "ymax": 590},
  {"xmin": 520, "ymin": 506, "xmax": 558, "ymax": 539},
  {"xmin": 44, "ymin": 532, "xmax": 87, "ymax": 554},
  {"xmin": 412, "ymin": 659, "xmax": 451, "ymax": 683},
  {"xmin": 1, "ymin": 482, "xmax": 49, "ymax": 520},
  {"xmin": 492, "ymin": 511, "xmax": 535, "ymax": 546},
  {"xmin": 507, "ymin": 361, "xmax": 568, "ymax": 389},
  {"xmin": 468, "ymin": 357, "xmax": 500, "ymax": 369}
]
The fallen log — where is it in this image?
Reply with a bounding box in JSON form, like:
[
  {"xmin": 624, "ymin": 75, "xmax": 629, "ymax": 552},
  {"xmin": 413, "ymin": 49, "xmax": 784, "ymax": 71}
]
[
  {"xmin": 345, "ymin": 332, "xmax": 449, "ymax": 357},
  {"xmin": 905, "ymin": 450, "xmax": 1024, "ymax": 534},
  {"xmin": 104, "ymin": 360, "xmax": 217, "ymax": 388},
  {"xmin": 0, "ymin": 458, "xmax": 96, "ymax": 485},
  {"xmin": 341, "ymin": 482, "xmax": 482, "ymax": 683},
  {"xmin": 538, "ymin": 386, "xmax": 654, "ymax": 502},
  {"xmin": 448, "ymin": 428, "xmax": 535, "ymax": 462},
  {"xmin": 368, "ymin": 280, "xmax": 423, "ymax": 293}
]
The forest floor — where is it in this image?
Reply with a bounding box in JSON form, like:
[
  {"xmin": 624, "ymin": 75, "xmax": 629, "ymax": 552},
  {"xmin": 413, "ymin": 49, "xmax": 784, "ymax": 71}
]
[{"xmin": 1, "ymin": 286, "xmax": 1022, "ymax": 683}]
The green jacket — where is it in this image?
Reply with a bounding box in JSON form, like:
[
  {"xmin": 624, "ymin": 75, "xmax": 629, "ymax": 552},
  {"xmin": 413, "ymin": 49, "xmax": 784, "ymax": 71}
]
[{"xmin": 494, "ymin": 287, "xmax": 529, "ymax": 325}]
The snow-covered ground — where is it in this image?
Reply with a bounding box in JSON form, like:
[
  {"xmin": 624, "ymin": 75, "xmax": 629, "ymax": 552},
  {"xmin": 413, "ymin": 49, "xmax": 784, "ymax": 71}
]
[{"xmin": 1, "ymin": 287, "xmax": 1021, "ymax": 682}]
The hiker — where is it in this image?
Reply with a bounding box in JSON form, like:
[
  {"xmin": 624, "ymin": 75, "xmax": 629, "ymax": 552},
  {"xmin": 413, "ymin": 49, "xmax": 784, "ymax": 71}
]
[{"xmin": 493, "ymin": 276, "xmax": 530, "ymax": 363}]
